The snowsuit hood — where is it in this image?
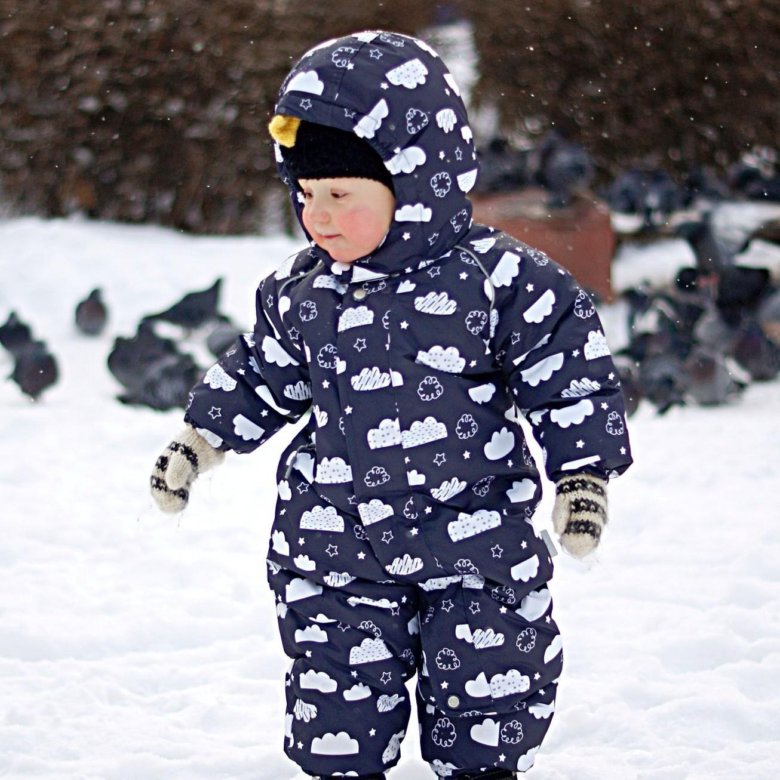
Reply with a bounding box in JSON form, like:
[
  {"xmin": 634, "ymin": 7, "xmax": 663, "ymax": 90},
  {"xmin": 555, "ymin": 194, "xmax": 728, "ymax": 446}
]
[{"xmin": 272, "ymin": 30, "xmax": 478, "ymax": 282}]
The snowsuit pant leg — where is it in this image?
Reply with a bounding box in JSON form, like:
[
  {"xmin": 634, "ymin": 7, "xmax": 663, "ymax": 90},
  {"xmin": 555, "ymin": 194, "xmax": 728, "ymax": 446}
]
[
  {"xmin": 268, "ymin": 566, "xmax": 421, "ymax": 777},
  {"xmin": 415, "ymin": 578, "xmax": 563, "ymax": 776}
]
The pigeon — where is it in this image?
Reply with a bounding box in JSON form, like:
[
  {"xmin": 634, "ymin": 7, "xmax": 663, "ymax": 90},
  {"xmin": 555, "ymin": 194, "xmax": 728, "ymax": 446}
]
[
  {"xmin": 107, "ymin": 320, "xmax": 181, "ymax": 393},
  {"xmin": 612, "ymin": 354, "xmax": 642, "ymax": 417},
  {"xmin": 75, "ymin": 288, "xmax": 108, "ymax": 336},
  {"xmin": 9, "ymin": 340, "xmax": 59, "ymax": 401},
  {"xmin": 206, "ymin": 320, "xmax": 242, "ymax": 358},
  {"xmin": 0, "ymin": 311, "xmax": 34, "ymax": 357},
  {"xmin": 715, "ymin": 265, "xmax": 772, "ymax": 327},
  {"xmin": 117, "ymin": 352, "xmax": 201, "ymax": 411},
  {"xmin": 143, "ymin": 278, "xmax": 223, "ymax": 331},
  {"xmin": 474, "ymin": 136, "xmax": 530, "ymax": 194},
  {"xmin": 637, "ymin": 353, "xmax": 688, "ymax": 415},
  {"xmin": 531, "ymin": 129, "xmax": 594, "ymax": 208},
  {"xmin": 729, "ymin": 319, "xmax": 780, "ymax": 382},
  {"xmin": 603, "ymin": 167, "xmax": 686, "ymax": 233},
  {"xmin": 757, "ymin": 289, "xmax": 780, "ymax": 345},
  {"xmin": 681, "ymin": 346, "xmax": 745, "ymax": 406},
  {"xmin": 676, "ymin": 216, "xmax": 732, "ymax": 274}
]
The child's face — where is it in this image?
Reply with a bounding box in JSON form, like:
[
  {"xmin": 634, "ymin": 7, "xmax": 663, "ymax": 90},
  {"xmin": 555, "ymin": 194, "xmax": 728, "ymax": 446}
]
[{"xmin": 299, "ymin": 177, "xmax": 395, "ymax": 264}]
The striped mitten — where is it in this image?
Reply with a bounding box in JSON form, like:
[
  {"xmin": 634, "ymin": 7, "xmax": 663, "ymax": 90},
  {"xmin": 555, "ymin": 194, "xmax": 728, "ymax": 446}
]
[
  {"xmin": 552, "ymin": 473, "xmax": 608, "ymax": 558},
  {"xmin": 150, "ymin": 425, "xmax": 224, "ymax": 513}
]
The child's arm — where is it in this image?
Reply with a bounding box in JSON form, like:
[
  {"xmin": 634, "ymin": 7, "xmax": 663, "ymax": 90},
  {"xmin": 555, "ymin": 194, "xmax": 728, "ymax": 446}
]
[
  {"xmin": 497, "ymin": 255, "xmax": 632, "ymax": 482},
  {"xmin": 150, "ymin": 266, "xmax": 312, "ymax": 512},
  {"xmin": 495, "ymin": 249, "xmax": 633, "ymax": 554}
]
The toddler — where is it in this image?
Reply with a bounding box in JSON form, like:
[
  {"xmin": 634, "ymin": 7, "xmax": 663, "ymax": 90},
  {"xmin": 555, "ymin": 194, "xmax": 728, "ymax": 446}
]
[{"xmin": 151, "ymin": 30, "xmax": 632, "ymax": 780}]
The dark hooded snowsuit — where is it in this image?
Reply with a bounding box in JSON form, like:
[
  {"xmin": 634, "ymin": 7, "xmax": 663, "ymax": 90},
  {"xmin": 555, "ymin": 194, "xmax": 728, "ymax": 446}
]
[{"xmin": 183, "ymin": 31, "xmax": 632, "ymax": 778}]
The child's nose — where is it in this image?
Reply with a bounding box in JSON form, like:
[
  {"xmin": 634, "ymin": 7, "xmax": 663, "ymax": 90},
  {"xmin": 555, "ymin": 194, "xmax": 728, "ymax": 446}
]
[{"xmin": 307, "ymin": 199, "xmax": 330, "ymax": 223}]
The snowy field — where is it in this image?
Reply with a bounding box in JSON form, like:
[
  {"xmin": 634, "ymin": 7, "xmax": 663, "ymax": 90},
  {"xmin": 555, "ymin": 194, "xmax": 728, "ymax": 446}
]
[{"xmin": 1, "ymin": 216, "xmax": 778, "ymax": 780}]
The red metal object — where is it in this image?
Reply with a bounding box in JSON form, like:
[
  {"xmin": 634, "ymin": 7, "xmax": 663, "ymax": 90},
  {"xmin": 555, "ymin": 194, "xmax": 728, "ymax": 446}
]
[{"xmin": 471, "ymin": 187, "xmax": 616, "ymax": 302}]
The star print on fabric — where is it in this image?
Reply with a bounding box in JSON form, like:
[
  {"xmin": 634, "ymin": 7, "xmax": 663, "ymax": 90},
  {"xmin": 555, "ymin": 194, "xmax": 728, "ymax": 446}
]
[
  {"xmin": 469, "ymin": 601, "xmax": 480, "ymax": 615},
  {"xmin": 296, "ymin": 482, "xmax": 309, "ymax": 494},
  {"xmin": 511, "ymin": 331, "xmax": 522, "ymax": 344},
  {"xmin": 424, "ymin": 507, "xmax": 432, "ymax": 514},
  {"xmin": 455, "ymin": 147, "xmax": 463, "ymax": 160},
  {"xmin": 357, "ymin": 551, "xmax": 366, "ymax": 559},
  {"xmin": 609, "ymin": 372, "xmax": 616, "ymax": 380},
  {"xmin": 326, "ymin": 544, "xmax": 338, "ymax": 557},
  {"xmin": 369, "ymin": 48, "xmax": 383, "ymax": 59},
  {"xmin": 400, "ymin": 321, "xmax": 409, "ymax": 329},
  {"xmin": 620, "ymin": 446, "xmax": 627, "ymax": 454},
  {"xmin": 346, "ymin": 62, "xmax": 354, "ymax": 70},
  {"xmin": 441, "ymin": 599, "xmax": 454, "ymax": 613},
  {"xmin": 343, "ymin": 406, "xmax": 353, "ymax": 415},
  {"xmin": 427, "ymin": 265, "xmax": 441, "ymax": 278},
  {"xmin": 297, "ymin": 741, "xmax": 303, "ymax": 750},
  {"xmin": 428, "ymin": 232, "xmax": 440, "ymax": 245},
  {"xmin": 439, "ymin": 150, "xmax": 446, "ymax": 160},
  {"xmin": 576, "ymin": 439, "xmax": 585, "ymax": 448},
  {"xmin": 390, "ymin": 605, "xmax": 400, "ymax": 616},
  {"xmin": 499, "ymin": 754, "xmax": 506, "ymax": 762},
  {"xmin": 339, "ymin": 623, "xmax": 351, "ymax": 633},
  {"xmin": 534, "ymin": 672, "xmax": 541, "ymax": 680},
  {"xmin": 572, "ymin": 349, "xmax": 580, "ymax": 357},
  {"xmin": 266, "ymin": 294, "xmax": 274, "ymax": 307},
  {"xmin": 491, "ymin": 544, "xmax": 503, "ymax": 558},
  {"xmin": 322, "ymin": 379, "xmax": 330, "ymax": 388},
  {"xmin": 299, "ymin": 98, "xmax": 312, "ymax": 110},
  {"xmin": 237, "ymin": 368, "xmax": 245, "ymax": 375},
  {"xmin": 381, "ymin": 530, "xmax": 394, "ymax": 544},
  {"xmin": 344, "ymin": 109, "xmax": 356, "ymax": 118},
  {"xmin": 499, "ymin": 606, "xmax": 508, "ymax": 614},
  {"xmin": 441, "ymin": 681, "xmax": 449, "ymax": 689},
  {"xmin": 260, "ymin": 409, "xmax": 269, "ymax": 416},
  {"xmin": 305, "ymin": 650, "xmax": 312, "ymax": 658},
  {"xmin": 208, "ymin": 406, "xmax": 221, "ymax": 420},
  {"xmin": 288, "ymin": 326, "xmax": 300, "ymax": 340},
  {"xmin": 403, "ymin": 232, "xmax": 411, "ymax": 241},
  {"xmin": 433, "ymin": 453, "xmax": 446, "ymax": 466},
  {"xmin": 354, "ymin": 338, "xmax": 367, "ymax": 352},
  {"xmin": 526, "ymin": 283, "xmax": 535, "ymax": 292},
  {"xmin": 521, "ymin": 540, "xmax": 528, "ymax": 549},
  {"xmin": 409, "ymin": 527, "xmax": 419, "ymax": 536},
  {"xmin": 469, "ymin": 360, "xmax": 477, "ymax": 367},
  {"xmin": 601, "ymin": 402, "xmax": 609, "ymax": 410},
  {"xmin": 459, "ymin": 272, "xmax": 468, "ymax": 280},
  {"xmin": 380, "ymin": 671, "xmax": 392, "ymax": 684},
  {"xmin": 381, "ymin": 82, "xmax": 389, "ymax": 90},
  {"xmin": 369, "ymin": 728, "xmax": 377, "ymax": 736},
  {"xmin": 298, "ymin": 537, "xmax": 305, "ymax": 545}
]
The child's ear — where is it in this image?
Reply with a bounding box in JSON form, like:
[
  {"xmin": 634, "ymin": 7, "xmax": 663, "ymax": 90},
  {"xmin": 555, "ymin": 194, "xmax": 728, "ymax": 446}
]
[{"xmin": 269, "ymin": 115, "xmax": 301, "ymax": 148}]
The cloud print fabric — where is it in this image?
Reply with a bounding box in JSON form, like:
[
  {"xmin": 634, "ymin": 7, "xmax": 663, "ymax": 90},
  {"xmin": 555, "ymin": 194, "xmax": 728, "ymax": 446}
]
[{"xmin": 184, "ymin": 30, "xmax": 632, "ymax": 778}]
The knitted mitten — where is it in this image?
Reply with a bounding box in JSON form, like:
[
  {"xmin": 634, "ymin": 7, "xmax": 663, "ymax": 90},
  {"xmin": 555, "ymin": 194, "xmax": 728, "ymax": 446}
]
[
  {"xmin": 150, "ymin": 425, "xmax": 224, "ymax": 513},
  {"xmin": 552, "ymin": 472, "xmax": 608, "ymax": 558}
]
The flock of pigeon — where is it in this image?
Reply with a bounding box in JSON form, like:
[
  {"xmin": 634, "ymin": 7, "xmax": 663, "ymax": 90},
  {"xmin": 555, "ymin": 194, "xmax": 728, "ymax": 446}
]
[
  {"xmin": 1, "ymin": 278, "xmax": 241, "ymax": 410},
  {"xmin": 2, "ymin": 137, "xmax": 779, "ymax": 414}
]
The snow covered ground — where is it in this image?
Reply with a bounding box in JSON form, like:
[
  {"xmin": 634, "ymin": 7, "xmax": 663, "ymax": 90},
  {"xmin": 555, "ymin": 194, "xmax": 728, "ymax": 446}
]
[{"xmin": 1, "ymin": 216, "xmax": 778, "ymax": 779}]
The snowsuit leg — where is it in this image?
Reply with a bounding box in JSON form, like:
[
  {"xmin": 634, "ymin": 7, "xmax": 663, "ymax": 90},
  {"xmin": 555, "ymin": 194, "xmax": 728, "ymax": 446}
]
[
  {"xmin": 415, "ymin": 575, "xmax": 562, "ymax": 777},
  {"xmin": 267, "ymin": 566, "xmax": 421, "ymax": 777}
]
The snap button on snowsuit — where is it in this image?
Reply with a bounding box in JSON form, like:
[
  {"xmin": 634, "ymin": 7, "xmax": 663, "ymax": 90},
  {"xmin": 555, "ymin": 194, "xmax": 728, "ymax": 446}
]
[
  {"xmin": 447, "ymin": 695, "xmax": 460, "ymax": 709},
  {"xmin": 352, "ymin": 288, "xmax": 367, "ymax": 300}
]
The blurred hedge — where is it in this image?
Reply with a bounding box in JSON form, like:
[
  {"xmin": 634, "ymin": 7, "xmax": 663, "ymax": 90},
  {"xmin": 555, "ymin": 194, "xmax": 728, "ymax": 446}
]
[
  {"xmin": 460, "ymin": 0, "xmax": 780, "ymax": 181},
  {"xmin": 1, "ymin": 0, "xmax": 778, "ymax": 233},
  {"xmin": 0, "ymin": 0, "xmax": 434, "ymax": 233}
]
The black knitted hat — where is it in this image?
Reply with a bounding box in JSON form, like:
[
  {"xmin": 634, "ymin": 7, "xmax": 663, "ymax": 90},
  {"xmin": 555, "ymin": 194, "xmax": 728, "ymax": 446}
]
[{"xmin": 272, "ymin": 118, "xmax": 394, "ymax": 192}]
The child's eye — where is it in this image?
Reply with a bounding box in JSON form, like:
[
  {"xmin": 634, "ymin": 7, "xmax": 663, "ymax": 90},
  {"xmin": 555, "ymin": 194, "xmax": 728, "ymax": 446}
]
[{"xmin": 331, "ymin": 191, "xmax": 348, "ymax": 200}]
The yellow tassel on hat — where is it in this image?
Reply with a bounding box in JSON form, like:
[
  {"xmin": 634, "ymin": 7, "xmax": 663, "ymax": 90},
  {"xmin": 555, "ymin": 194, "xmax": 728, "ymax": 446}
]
[{"xmin": 268, "ymin": 115, "xmax": 301, "ymax": 148}]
